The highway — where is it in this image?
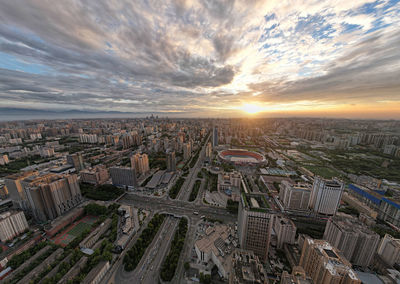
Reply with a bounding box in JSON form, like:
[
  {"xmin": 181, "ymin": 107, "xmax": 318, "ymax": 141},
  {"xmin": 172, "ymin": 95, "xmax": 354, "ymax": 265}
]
[{"xmin": 105, "ymin": 133, "xmax": 225, "ymax": 284}]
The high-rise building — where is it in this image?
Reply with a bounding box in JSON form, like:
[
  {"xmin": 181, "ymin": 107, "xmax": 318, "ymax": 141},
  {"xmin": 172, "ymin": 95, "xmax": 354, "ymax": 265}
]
[
  {"xmin": 67, "ymin": 153, "xmax": 85, "ymax": 172},
  {"xmin": 24, "ymin": 173, "xmax": 82, "ymax": 222},
  {"xmin": 166, "ymin": 151, "xmax": 176, "ymax": 172},
  {"xmin": 274, "ymin": 215, "xmax": 296, "ymax": 249},
  {"xmin": 299, "ymin": 237, "xmax": 361, "ymax": 284},
  {"xmin": 377, "ymin": 234, "xmax": 400, "ymax": 267},
  {"xmin": 213, "ymin": 126, "xmax": 218, "ymax": 147},
  {"xmin": 110, "ymin": 167, "xmax": 137, "ymax": 188},
  {"xmin": 205, "ymin": 142, "xmax": 212, "ymax": 159},
  {"xmin": 130, "ymin": 153, "xmax": 150, "ymax": 175},
  {"xmin": 80, "ymin": 165, "xmax": 109, "ymax": 185},
  {"xmin": 0, "ymin": 211, "xmax": 29, "ymax": 242},
  {"xmin": 309, "ymin": 177, "xmax": 344, "ymax": 215},
  {"xmin": 238, "ymin": 194, "xmax": 274, "ymax": 262},
  {"xmin": 4, "ymin": 171, "xmax": 39, "ymax": 210},
  {"xmin": 183, "ymin": 143, "xmax": 191, "ymax": 160},
  {"xmin": 279, "ymin": 181, "xmax": 311, "ymax": 211},
  {"xmin": 323, "ymin": 217, "xmax": 379, "ymax": 267},
  {"xmin": 323, "ymin": 217, "xmax": 380, "ymax": 267}
]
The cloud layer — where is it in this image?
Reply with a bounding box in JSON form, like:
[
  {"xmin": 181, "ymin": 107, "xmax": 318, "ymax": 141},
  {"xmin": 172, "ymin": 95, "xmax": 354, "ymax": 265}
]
[{"xmin": 0, "ymin": 0, "xmax": 399, "ymax": 117}]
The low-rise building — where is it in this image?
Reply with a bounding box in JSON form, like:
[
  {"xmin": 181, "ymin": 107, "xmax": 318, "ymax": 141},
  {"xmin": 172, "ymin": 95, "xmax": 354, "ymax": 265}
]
[
  {"xmin": 80, "ymin": 165, "xmax": 109, "ymax": 185},
  {"xmin": 82, "ymin": 261, "xmax": 110, "ymax": 284},
  {"xmin": 195, "ymin": 224, "xmax": 237, "ymax": 280},
  {"xmin": 218, "ymin": 171, "xmax": 241, "ymax": 201},
  {"xmin": 229, "ymin": 249, "xmax": 268, "ymax": 284}
]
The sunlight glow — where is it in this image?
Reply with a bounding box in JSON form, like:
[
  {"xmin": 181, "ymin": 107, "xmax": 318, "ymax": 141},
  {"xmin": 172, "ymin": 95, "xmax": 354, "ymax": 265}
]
[{"xmin": 242, "ymin": 104, "xmax": 261, "ymax": 114}]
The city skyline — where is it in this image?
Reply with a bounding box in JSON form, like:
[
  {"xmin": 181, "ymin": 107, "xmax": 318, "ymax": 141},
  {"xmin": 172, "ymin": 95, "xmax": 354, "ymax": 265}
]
[{"xmin": 0, "ymin": 1, "xmax": 399, "ymax": 119}]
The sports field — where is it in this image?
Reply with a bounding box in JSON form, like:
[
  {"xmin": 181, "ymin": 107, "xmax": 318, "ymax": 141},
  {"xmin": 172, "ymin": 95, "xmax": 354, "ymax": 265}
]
[{"xmin": 52, "ymin": 215, "xmax": 98, "ymax": 247}]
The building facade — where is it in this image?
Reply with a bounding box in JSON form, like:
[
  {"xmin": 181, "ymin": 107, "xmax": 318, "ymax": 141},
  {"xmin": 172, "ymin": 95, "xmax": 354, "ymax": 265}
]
[
  {"xmin": 0, "ymin": 211, "xmax": 29, "ymax": 242},
  {"xmin": 323, "ymin": 217, "xmax": 380, "ymax": 267},
  {"xmin": 238, "ymin": 195, "xmax": 274, "ymax": 262},
  {"xmin": 279, "ymin": 181, "xmax": 311, "ymax": 211},
  {"xmin": 274, "ymin": 215, "xmax": 296, "ymax": 249},
  {"xmin": 24, "ymin": 173, "xmax": 82, "ymax": 222},
  {"xmin": 110, "ymin": 167, "xmax": 137, "ymax": 188},
  {"xmin": 309, "ymin": 177, "xmax": 344, "ymax": 215},
  {"xmin": 299, "ymin": 237, "xmax": 361, "ymax": 284}
]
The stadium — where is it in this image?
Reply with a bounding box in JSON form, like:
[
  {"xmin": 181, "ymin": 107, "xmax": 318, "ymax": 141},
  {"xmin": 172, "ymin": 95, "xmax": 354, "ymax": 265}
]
[{"xmin": 218, "ymin": 149, "xmax": 266, "ymax": 165}]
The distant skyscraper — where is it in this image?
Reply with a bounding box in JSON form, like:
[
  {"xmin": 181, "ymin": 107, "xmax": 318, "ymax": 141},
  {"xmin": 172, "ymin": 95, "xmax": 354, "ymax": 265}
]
[
  {"xmin": 110, "ymin": 167, "xmax": 137, "ymax": 188},
  {"xmin": 166, "ymin": 151, "xmax": 176, "ymax": 172},
  {"xmin": 130, "ymin": 153, "xmax": 150, "ymax": 175},
  {"xmin": 309, "ymin": 177, "xmax": 344, "ymax": 215},
  {"xmin": 183, "ymin": 143, "xmax": 191, "ymax": 160},
  {"xmin": 238, "ymin": 195, "xmax": 274, "ymax": 262},
  {"xmin": 205, "ymin": 142, "xmax": 212, "ymax": 160},
  {"xmin": 212, "ymin": 126, "xmax": 218, "ymax": 147}
]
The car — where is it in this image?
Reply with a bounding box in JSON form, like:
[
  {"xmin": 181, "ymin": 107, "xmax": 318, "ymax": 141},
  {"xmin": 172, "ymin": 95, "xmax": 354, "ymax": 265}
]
[{"xmin": 193, "ymin": 211, "xmax": 199, "ymax": 215}]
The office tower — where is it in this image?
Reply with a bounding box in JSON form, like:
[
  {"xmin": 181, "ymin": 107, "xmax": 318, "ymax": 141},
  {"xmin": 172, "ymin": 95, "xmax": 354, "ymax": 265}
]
[
  {"xmin": 183, "ymin": 143, "xmax": 191, "ymax": 160},
  {"xmin": 323, "ymin": 217, "xmax": 380, "ymax": 267},
  {"xmin": 0, "ymin": 211, "xmax": 29, "ymax": 242},
  {"xmin": 121, "ymin": 134, "xmax": 134, "ymax": 149},
  {"xmin": 110, "ymin": 167, "xmax": 137, "ymax": 188},
  {"xmin": 377, "ymin": 234, "xmax": 400, "ymax": 266},
  {"xmin": 130, "ymin": 153, "xmax": 150, "ymax": 175},
  {"xmin": 237, "ymin": 195, "xmax": 274, "ymax": 262},
  {"xmin": 274, "ymin": 215, "xmax": 296, "ymax": 249},
  {"xmin": 24, "ymin": 174, "xmax": 82, "ymax": 222},
  {"xmin": 299, "ymin": 237, "xmax": 361, "ymax": 284},
  {"xmin": 309, "ymin": 177, "xmax": 344, "ymax": 215},
  {"xmin": 166, "ymin": 151, "xmax": 176, "ymax": 172},
  {"xmin": 67, "ymin": 153, "xmax": 85, "ymax": 171},
  {"xmin": 4, "ymin": 171, "xmax": 38, "ymax": 210},
  {"xmin": 80, "ymin": 165, "xmax": 109, "ymax": 185},
  {"xmin": 213, "ymin": 126, "xmax": 218, "ymax": 147},
  {"xmin": 205, "ymin": 142, "xmax": 212, "ymax": 159},
  {"xmin": 279, "ymin": 181, "xmax": 311, "ymax": 211}
]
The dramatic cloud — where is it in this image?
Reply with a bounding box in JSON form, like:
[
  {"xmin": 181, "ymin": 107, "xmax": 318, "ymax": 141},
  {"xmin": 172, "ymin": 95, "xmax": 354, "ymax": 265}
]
[{"xmin": 0, "ymin": 0, "xmax": 399, "ymax": 117}]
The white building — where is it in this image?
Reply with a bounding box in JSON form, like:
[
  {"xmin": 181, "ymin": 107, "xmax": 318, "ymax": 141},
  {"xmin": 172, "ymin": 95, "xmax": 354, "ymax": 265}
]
[
  {"xmin": 377, "ymin": 234, "xmax": 400, "ymax": 266},
  {"xmin": 0, "ymin": 211, "xmax": 29, "ymax": 242},
  {"xmin": 309, "ymin": 177, "xmax": 344, "ymax": 215},
  {"xmin": 274, "ymin": 215, "xmax": 296, "ymax": 249}
]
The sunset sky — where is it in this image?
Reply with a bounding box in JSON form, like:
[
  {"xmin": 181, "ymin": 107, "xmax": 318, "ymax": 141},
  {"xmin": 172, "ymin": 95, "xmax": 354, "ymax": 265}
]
[{"xmin": 0, "ymin": 0, "xmax": 399, "ymax": 118}]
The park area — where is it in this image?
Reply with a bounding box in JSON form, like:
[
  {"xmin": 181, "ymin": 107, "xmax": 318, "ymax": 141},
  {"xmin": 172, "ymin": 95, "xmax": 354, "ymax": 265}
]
[{"xmin": 51, "ymin": 215, "xmax": 97, "ymax": 247}]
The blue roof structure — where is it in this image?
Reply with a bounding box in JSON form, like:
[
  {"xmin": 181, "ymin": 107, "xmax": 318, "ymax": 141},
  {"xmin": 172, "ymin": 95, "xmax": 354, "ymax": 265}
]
[
  {"xmin": 382, "ymin": 197, "xmax": 400, "ymax": 210},
  {"xmin": 348, "ymin": 184, "xmax": 381, "ymax": 206}
]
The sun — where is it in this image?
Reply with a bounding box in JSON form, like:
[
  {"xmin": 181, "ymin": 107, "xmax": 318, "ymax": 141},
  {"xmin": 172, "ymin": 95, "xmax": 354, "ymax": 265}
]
[{"xmin": 242, "ymin": 103, "xmax": 261, "ymax": 114}]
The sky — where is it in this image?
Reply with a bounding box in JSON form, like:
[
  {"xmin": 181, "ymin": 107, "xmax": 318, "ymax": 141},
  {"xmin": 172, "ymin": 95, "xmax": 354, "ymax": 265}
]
[{"xmin": 0, "ymin": 0, "xmax": 399, "ymax": 119}]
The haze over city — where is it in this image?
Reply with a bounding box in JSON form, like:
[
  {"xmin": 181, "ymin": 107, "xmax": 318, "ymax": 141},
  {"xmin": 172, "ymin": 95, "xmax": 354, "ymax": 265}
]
[
  {"xmin": 1, "ymin": 2, "xmax": 400, "ymax": 284},
  {"xmin": 0, "ymin": 0, "xmax": 399, "ymax": 119}
]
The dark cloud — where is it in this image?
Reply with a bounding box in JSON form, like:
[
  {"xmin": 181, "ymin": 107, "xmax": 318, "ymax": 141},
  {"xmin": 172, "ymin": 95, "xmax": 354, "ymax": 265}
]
[{"xmin": 0, "ymin": 0, "xmax": 399, "ymax": 116}]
